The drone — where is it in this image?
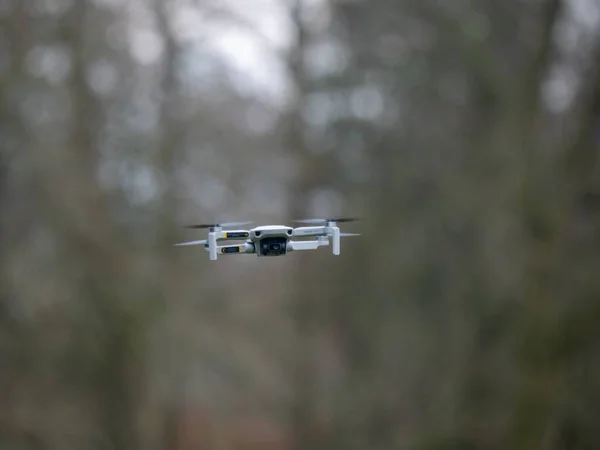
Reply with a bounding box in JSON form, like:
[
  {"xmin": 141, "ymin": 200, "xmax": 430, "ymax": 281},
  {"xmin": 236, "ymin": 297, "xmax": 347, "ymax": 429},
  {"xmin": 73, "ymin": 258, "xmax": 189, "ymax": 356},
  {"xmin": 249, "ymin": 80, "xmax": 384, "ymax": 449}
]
[{"xmin": 174, "ymin": 218, "xmax": 360, "ymax": 260}]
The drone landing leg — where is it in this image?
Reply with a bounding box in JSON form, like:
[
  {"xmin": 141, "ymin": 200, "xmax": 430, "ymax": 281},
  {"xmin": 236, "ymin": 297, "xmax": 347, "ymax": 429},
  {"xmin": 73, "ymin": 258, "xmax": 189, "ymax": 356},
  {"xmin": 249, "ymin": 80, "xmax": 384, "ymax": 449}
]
[
  {"xmin": 332, "ymin": 226, "xmax": 340, "ymax": 255},
  {"xmin": 208, "ymin": 232, "xmax": 218, "ymax": 260}
]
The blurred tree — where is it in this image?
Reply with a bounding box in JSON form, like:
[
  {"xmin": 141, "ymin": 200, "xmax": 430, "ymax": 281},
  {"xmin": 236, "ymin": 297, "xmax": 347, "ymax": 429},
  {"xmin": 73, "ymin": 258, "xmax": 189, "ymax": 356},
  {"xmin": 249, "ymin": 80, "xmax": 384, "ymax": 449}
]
[
  {"xmin": 1, "ymin": 0, "xmax": 296, "ymax": 449},
  {"xmin": 284, "ymin": 1, "xmax": 332, "ymax": 448},
  {"xmin": 281, "ymin": 0, "xmax": 600, "ymax": 449},
  {"xmin": 2, "ymin": 0, "xmax": 599, "ymax": 449}
]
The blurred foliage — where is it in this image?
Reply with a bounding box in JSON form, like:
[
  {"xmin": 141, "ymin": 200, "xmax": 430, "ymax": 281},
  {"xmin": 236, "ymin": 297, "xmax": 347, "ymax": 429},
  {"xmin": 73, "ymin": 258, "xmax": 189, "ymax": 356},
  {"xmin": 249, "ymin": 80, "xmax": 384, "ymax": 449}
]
[{"xmin": 1, "ymin": 0, "xmax": 599, "ymax": 449}]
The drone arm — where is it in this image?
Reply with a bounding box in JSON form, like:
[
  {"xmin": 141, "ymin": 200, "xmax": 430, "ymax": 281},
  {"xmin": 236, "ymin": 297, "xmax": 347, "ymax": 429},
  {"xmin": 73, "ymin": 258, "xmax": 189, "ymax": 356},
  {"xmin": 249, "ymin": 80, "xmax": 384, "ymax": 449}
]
[
  {"xmin": 219, "ymin": 230, "xmax": 250, "ymax": 240},
  {"xmin": 212, "ymin": 242, "xmax": 255, "ymax": 255},
  {"xmin": 288, "ymin": 239, "xmax": 329, "ymax": 251},
  {"xmin": 292, "ymin": 226, "xmax": 341, "ymax": 255},
  {"xmin": 292, "ymin": 226, "xmax": 328, "ymax": 237}
]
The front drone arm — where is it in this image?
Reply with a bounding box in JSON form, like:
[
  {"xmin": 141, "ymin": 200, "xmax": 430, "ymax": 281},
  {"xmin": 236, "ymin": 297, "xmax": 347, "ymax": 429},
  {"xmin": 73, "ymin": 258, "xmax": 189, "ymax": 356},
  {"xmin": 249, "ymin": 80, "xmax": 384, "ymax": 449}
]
[
  {"xmin": 292, "ymin": 226, "xmax": 341, "ymax": 255},
  {"xmin": 206, "ymin": 242, "xmax": 255, "ymax": 257},
  {"xmin": 287, "ymin": 239, "xmax": 329, "ymax": 252},
  {"xmin": 207, "ymin": 229, "xmax": 251, "ymax": 260}
]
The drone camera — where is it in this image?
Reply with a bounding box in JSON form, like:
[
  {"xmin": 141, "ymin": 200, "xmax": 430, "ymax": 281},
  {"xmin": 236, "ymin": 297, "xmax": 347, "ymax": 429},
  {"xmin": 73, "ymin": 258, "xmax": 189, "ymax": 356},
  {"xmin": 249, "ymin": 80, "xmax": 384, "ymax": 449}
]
[{"xmin": 259, "ymin": 237, "xmax": 288, "ymax": 257}]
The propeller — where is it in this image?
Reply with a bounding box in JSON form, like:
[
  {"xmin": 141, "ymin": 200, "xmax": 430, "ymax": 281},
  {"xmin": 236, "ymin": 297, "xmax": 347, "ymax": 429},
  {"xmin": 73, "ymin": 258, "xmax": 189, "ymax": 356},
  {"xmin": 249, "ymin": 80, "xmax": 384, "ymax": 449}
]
[
  {"xmin": 174, "ymin": 239, "xmax": 208, "ymax": 247},
  {"xmin": 293, "ymin": 217, "xmax": 360, "ymax": 224},
  {"xmin": 340, "ymin": 232, "xmax": 360, "ymax": 237},
  {"xmin": 185, "ymin": 221, "xmax": 253, "ymax": 229}
]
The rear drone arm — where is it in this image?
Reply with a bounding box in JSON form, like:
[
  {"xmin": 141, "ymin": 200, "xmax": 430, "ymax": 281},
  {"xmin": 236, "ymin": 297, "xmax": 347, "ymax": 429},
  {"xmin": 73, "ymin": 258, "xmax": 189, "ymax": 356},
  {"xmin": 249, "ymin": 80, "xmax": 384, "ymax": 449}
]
[{"xmin": 292, "ymin": 226, "xmax": 328, "ymax": 237}]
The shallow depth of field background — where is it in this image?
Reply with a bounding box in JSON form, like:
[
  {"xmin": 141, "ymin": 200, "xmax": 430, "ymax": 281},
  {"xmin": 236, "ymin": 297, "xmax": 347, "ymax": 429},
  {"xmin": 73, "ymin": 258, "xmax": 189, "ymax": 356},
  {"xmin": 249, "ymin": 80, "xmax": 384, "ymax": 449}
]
[{"xmin": 1, "ymin": 0, "xmax": 599, "ymax": 449}]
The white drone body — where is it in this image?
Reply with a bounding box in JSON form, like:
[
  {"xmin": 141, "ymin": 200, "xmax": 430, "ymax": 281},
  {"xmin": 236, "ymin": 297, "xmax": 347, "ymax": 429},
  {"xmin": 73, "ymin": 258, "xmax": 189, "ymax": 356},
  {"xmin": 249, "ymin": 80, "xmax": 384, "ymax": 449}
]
[{"xmin": 174, "ymin": 218, "xmax": 359, "ymax": 261}]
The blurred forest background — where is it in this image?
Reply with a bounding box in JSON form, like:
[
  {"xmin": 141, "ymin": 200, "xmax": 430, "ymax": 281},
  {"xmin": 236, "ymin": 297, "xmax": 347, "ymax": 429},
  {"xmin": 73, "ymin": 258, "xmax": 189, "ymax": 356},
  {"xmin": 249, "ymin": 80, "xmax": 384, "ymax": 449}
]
[{"xmin": 1, "ymin": 0, "xmax": 599, "ymax": 449}]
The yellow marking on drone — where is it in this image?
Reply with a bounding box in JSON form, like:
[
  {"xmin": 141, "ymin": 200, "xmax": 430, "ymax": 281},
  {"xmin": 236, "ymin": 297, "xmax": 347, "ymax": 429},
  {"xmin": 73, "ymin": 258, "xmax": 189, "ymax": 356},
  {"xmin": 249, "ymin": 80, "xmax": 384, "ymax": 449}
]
[
  {"xmin": 223, "ymin": 232, "xmax": 228, "ymax": 238},
  {"xmin": 239, "ymin": 246, "xmax": 243, "ymax": 252}
]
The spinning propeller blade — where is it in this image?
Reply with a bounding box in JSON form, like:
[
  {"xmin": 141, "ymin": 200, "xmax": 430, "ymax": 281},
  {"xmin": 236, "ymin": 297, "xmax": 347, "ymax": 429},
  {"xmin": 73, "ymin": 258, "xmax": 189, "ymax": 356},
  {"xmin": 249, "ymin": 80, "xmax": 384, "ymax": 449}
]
[
  {"xmin": 185, "ymin": 221, "xmax": 253, "ymax": 229},
  {"xmin": 340, "ymin": 232, "xmax": 360, "ymax": 237},
  {"xmin": 293, "ymin": 217, "xmax": 360, "ymax": 224},
  {"xmin": 174, "ymin": 239, "xmax": 208, "ymax": 246}
]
